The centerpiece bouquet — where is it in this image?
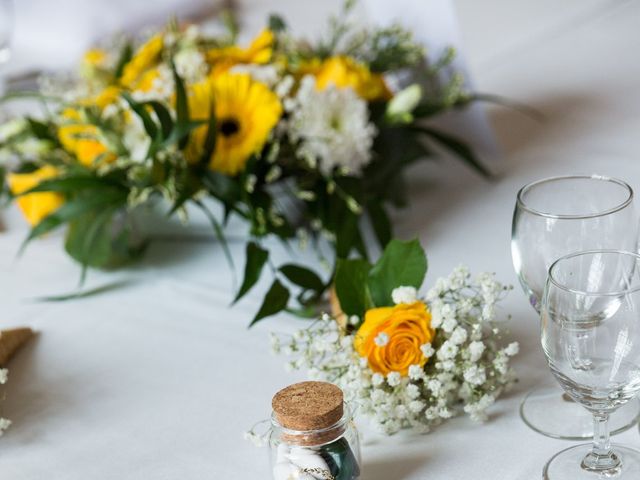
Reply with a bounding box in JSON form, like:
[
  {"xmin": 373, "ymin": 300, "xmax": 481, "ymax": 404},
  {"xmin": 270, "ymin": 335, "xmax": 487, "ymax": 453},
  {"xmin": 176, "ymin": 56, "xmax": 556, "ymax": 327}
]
[{"xmin": 0, "ymin": 2, "xmax": 487, "ymax": 323}]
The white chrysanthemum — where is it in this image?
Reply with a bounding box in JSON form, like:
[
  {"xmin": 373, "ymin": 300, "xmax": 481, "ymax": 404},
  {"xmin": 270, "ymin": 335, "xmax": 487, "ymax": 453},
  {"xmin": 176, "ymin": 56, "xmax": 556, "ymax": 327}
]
[
  {"xmin": 392, "ymin": 286, "xmax": 418, "ymax": 305},
  {"xmin": 174, "ymin": 49, "xmax": 208, "ymax": 84},
  {"xmin": 289, "ymin": 76, "xmax": 376, "ymax": 175}
]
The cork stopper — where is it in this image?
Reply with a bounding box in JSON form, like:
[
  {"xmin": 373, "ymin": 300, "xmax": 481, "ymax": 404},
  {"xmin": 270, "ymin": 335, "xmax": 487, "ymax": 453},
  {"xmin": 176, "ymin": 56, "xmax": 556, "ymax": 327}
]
[
  {"xmin": 272, "ymin": 382, "xmax": 344, "ymax": 445},
  {"xmin": 0, "ymin": 328, "xmax": 33, "ymax": 366}
]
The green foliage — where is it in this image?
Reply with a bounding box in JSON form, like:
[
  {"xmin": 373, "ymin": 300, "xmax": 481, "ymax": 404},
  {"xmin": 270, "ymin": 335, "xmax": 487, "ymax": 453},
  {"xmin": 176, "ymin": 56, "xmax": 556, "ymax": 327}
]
[
  {"xmin": 234, "ymin": 242, "xmax": 269, "ymax": 304},
  {"xmin": 334, "ymin": 258, "xmax": 372, "ymax": 317},
  {"xmin": 250, "ymin": 279, "xmax": 290, "ymax": 326},
  {"xmin": 368, "ymin": 238, "xmax": 427, "ymax": 306},
  {"xmin": 334, "ymin": 238, "xmax": 428, "ymax": 322}
]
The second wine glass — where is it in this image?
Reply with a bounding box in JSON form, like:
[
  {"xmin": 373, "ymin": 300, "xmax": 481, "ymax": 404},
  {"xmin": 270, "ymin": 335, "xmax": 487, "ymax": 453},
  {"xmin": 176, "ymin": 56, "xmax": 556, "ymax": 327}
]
[{"xmin": 511, "ymin": 174, "xmax": 640, "ymax": 439}]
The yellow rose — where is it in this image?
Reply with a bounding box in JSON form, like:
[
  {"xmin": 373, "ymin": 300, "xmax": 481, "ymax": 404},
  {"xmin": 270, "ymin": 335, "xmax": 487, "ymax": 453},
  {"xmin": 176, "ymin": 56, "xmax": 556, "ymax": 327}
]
[
  {"xmin": 314, "ymin": 56, "xmax": 391, "ymax": 101},
  {"xmin": 7, "ymin": 166, "xmax": 65, "ymax": 226},
  {"xmin": 354, "ymin": 301, "xmax": 434, "ymax": 376}
]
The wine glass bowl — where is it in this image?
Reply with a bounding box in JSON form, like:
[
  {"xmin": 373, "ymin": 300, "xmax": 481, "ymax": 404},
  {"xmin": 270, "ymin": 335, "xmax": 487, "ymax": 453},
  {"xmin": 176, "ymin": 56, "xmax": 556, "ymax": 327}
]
[
  {"xmin": 541, "ymin": 250, "xmax": 640, "ymax": 479},
  {"xmin": 511, "ymin": 174, "xmax": 640, "ymax": 440},
  {"xmin": 512, "ymin": 175, "xmax": 636, "ymax": 313}
]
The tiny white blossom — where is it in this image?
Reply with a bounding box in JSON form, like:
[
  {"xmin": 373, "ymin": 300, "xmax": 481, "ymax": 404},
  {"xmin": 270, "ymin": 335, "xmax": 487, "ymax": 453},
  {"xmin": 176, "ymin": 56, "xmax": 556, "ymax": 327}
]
[
  {"xmin": 437, "ymin": 340, "xmax": 458, "ymax": 360},
  {"xmin": 442, "ymin": 317, "xmax": 458, "ymax": 333},
  {"xmin": 408, "ymin": 400, "xmax": 426, "ymax": 413},
  {"xmin": 450, "ymin": 326, "xmax": 468, "ymax": 345},
  {"xmin": 371, "ymin": 373, "xmax": 384, "ymax": 387},
  {"xmin": 406, "ymin": 383, "xmax": 421, "ymax": 399},
  {"xmin": 387, "ymin": 372, "xmax": 402, "ymax": 387},
  {"xmin": 505, "ymin": 342, "xmax": 520, "ymax": 356},
  {"xmin": 349, "ymin": 315, "xmax": 360, "ymax": 326},
  {"xmin": 391, "ymin": 286, "xmax": 417, "ymax": 305},
  {"xmin": 420, "ymin": 343, "xmax": 435, "ymax": 358},
  {"xmin": 468, "ymin": 341, "xmax": 485, "ymax": 362},
  {"xmin": 408, "ymin": 364, "xmax": 425, "ymax": 381},
  {"xmin": 464, "ymin": 365, "xmax": 487, "ymax": 386},
  {"xmin": 374, "ymin": 332, "xmax": 389, "ymax": 347}
]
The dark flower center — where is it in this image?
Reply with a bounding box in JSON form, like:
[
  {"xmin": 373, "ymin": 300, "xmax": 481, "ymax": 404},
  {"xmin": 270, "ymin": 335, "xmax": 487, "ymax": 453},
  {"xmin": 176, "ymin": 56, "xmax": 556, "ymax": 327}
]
[{"xmin": 219, "ymin": 118, "xmax": 240, "ymax": 137}]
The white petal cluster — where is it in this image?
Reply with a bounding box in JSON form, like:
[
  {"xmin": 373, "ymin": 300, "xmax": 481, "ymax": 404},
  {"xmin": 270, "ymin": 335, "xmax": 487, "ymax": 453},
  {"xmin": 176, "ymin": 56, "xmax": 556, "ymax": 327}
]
[
  {"xmin": 391, "ymin": 286, "xmax": 417, "ymax": 305},
  {"xmin": 269, "ymin": 267, "xmax": 516, "ymax": 436},
  {"xmin": 287, "ymin": 76, "xmax": 376, "ymax": 175}
]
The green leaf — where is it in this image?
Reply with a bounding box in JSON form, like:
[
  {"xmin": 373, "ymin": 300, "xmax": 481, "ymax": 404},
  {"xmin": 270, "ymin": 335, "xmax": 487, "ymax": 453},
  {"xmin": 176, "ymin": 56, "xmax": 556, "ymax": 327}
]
[
  {"xmin": 279, "ymin": 264, "xmax": 324, "ymax": 292},
  {"xmin": 334, "ymin": 258, "xmax": 371, "ymax": 317},
  {"xmin": 234, "ymin": 242, "xmax": 269, "ymax": 304},
  {"xmin": 33, "ymin": 280, "xmax": 133, "ymax": 302},
  {"xmin": 413, "ymin": 125, "xmax": 491, "ymax": 177},
  {"xmin": 18, "ymin": 176, "xmax": 124, "ymax": 196},
  {"xmin": 171, "ymin": 62, "xmax": 191, "ymax": 149},
  {"xmin": 268, "ymin": 14, "xmax": 287, "ymax": 32},
  {"xmin": 114, "ymin": 42, "xmax": 133, "ymax": 79},
  {"xmin": 368, "ymin": 201, "xmax": 392, "ymax": 248},
  {"xmin": 368, "ymin": 238, "xmax": 427, "ymax": 307},
  {"xmin": 122, "ymin": 92, "xmax": 158, "ymax": 141},
  {"xmin": 146, "ymin": 100, "xmax": 174, "ymax": 139},
  {"xmin": 193, "ymin": 200, "xmax": 235, "ymax": 272},
  {"xmin": 161, "ymin": 120, "xmax": 204, "ymax": 149},
  {"xmin": 250, "ymin": 279, "xmax": 290, "ymax": 327}
]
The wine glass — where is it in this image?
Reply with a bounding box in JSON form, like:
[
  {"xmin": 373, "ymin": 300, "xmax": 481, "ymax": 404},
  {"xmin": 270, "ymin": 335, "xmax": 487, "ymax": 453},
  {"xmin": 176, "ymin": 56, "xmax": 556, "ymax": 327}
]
[
  {"xmin": 541, "ymin": 250, "xmax": 640, "ymax": 479},
  {"xmin": 512, "ymin": 175, "xmax": 640, "ymax": 439}
]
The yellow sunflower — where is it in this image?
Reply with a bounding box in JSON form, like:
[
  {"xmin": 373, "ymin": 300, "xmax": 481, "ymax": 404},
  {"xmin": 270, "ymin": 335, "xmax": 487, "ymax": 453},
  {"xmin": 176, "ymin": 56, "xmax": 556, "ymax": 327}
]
[
  {"xmin": 187, "ymin": 72, "xmax": 282, "ymax": 175},
  {"xmin": 206, "ymin": 29, "xmax": 274, "ymax": 74},
  {"xmin": 120, "ymin": 34, "xmax": 164, "ymax": 89},
  {"xmin": 314, "ymin": 56, "xmax": 391, "ymax": 101},
  {"xmin": 7, "ymin": 166, "xmax": 65, "ymax": 226}
]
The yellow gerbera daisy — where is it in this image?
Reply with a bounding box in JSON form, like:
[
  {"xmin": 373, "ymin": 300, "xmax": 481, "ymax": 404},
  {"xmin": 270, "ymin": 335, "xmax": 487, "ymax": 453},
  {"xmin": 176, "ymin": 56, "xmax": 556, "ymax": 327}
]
[
  {"xmin": 7, "ymin": 166, "xmax": 65, "ymax": 226},
  {"xmin": 314, "ymin": 56, "xmax": 391, "ymax": 101},
  {"xmin": 187, "ymin": 73, "xmax": 282, "ymax": 175},
  {"xmin": 206, "ymin": 29, "xmax": 274, "ymax": 74},
  {"xmin": 120, "ymin": 34, "xmax": 164, "ymax": 88}
]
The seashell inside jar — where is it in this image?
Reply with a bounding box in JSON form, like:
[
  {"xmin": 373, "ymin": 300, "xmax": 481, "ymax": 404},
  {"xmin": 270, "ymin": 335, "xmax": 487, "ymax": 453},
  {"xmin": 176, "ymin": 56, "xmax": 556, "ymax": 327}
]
[{"xmin": 269, "ymin": 381, "xmax": 361, "ymax": 480}]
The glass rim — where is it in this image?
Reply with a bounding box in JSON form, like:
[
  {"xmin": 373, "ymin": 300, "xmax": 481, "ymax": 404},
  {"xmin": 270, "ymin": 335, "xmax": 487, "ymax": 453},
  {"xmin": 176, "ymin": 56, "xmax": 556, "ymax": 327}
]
[
  {"xmin": 516, "ymin": 174, "xmax": 634, "ymax": 220},
  {"xmin": 548, "ymin": 249, "xmax": 640, "ymax": 297}
]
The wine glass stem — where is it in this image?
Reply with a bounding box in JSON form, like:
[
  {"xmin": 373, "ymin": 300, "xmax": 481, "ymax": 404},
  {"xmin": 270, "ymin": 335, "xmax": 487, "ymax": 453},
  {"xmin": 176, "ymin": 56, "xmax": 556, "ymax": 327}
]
[
  {"xmin": 593, "ymin": 413, "xmax": 612, "ymax": 456},
  {"xmin": 580, "ymin": 412, "xmax": 622, "ymax": 474}
]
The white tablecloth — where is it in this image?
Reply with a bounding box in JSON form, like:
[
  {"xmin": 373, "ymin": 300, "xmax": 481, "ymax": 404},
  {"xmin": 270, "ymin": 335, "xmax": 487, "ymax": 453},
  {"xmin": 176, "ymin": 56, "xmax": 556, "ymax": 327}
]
[{"xmin": 2, "ymin": 1, "xmax": 640, "ymax": 478}]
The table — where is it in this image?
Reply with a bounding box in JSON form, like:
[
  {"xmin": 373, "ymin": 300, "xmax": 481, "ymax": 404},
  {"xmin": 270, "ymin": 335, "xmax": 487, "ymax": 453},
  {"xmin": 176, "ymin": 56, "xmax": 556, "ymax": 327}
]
[{"xmin": 2, "ymin": 1, "xmax": 640, "ymax": 478}]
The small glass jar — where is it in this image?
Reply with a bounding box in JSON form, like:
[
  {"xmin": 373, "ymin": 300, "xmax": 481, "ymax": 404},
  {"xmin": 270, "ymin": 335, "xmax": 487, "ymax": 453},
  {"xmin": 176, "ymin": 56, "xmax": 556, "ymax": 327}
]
[{"xmin": 268, "ymin": 382, "xmax": 361, "ymax": 480}]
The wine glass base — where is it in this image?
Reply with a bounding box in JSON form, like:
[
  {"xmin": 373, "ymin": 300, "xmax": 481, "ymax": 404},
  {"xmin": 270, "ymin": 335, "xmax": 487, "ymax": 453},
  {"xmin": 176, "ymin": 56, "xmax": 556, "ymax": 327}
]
[
  {"xmin": 543, "ymin": 444, "xmax": 640, "ymax": 479},
  {"xmin": 520, "ymin": 387, "xmax": 640, "ymax": 440}
]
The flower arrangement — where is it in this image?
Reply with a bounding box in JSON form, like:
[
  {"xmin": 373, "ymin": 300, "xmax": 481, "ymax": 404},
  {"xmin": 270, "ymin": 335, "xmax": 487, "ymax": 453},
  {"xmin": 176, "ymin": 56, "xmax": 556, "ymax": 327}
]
[
  {"xmin": 0, "ymin": 2, "xmax": 488, "ymax": 322},
  {"xmin": 269, "ymin": 240, "xmax": 518, "ymax": 434}
]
